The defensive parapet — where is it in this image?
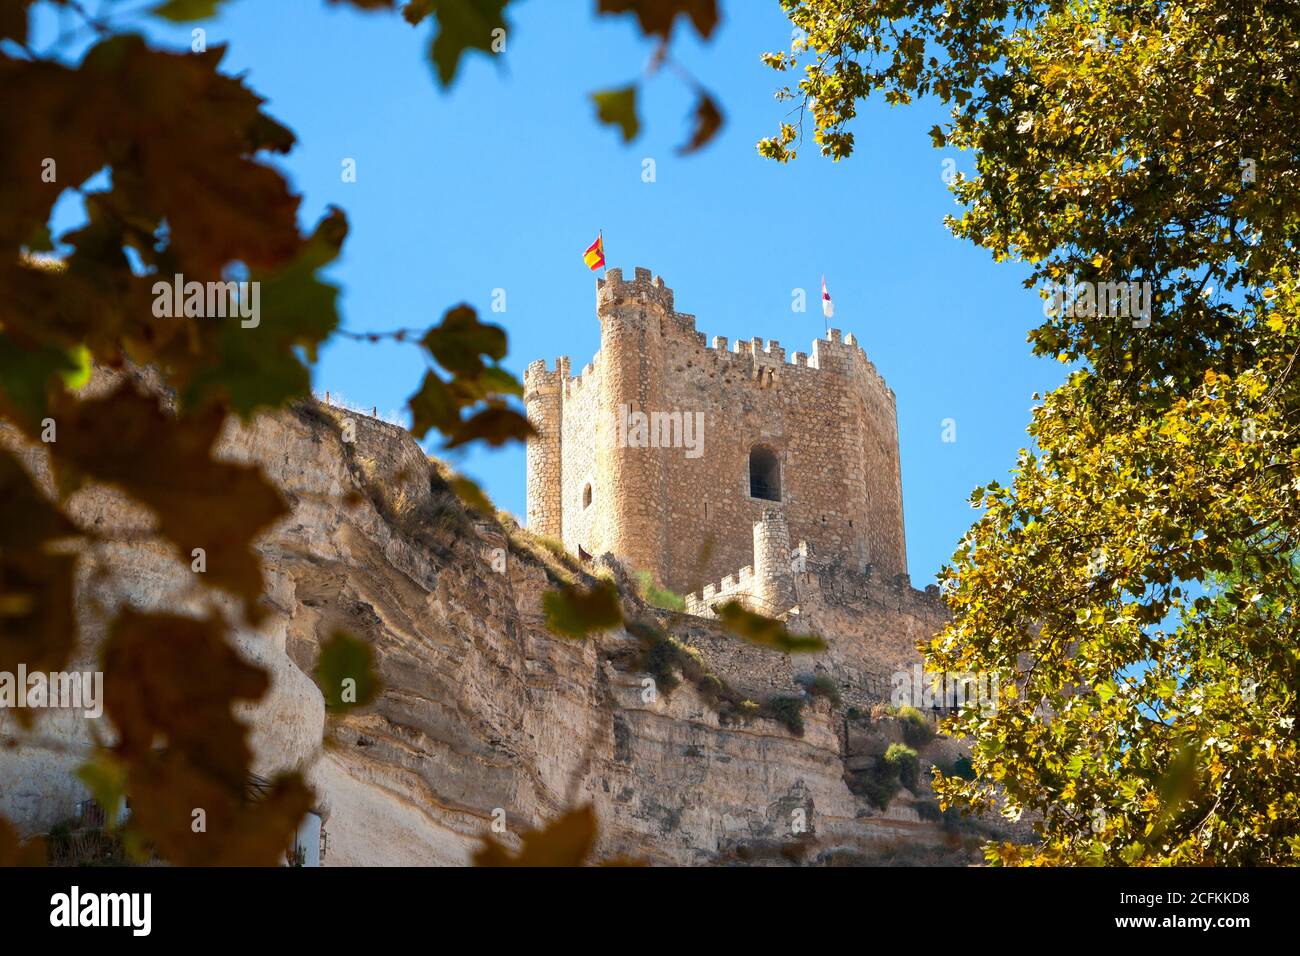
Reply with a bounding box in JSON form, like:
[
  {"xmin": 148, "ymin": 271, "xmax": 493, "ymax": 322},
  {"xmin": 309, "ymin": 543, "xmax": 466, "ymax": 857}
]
[
  {"xmin": 596, "ymin": 266, "xmax": 677, "ymax": 316},
  {"xmin": 524, "ymin": 265, "xmax": 909, "ymax": 592},
  {"xmin": 684, "ymin": 511, "xmax": 801, "ymax": 619}
]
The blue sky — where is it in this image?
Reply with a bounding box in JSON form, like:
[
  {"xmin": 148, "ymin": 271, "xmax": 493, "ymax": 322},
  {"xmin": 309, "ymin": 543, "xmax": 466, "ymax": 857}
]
[{"xmin": 38, "ymin": 0, "xmax": 1066, "ymax": 586}]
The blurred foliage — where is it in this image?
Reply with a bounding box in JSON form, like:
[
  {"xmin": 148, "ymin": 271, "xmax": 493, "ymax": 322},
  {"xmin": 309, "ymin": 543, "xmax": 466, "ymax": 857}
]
[
  {"xmin": 542, "ymin": 580, "xmax": 623, "ymax": 638},
  {"xmin": 761, "ymin": 695, "xmax": 805, "ymax": 736},
  {"xmin": 0, "ymin": 818, "xmax": 45, "ymax": 867},
  {"xmin": 472, "ymin": 803, "xmax": 643, "ymax": 866},
  {"xmin": 767, "ymin": 0, "xmax": 1300, "ymax": 864},
  {"xmin": 472, "ymin": 805, "xmax": 597, "ymax": 866},
  {"xmin": 316, "ymin": 630, "xmax": 382, "ymax": 713},
  {"xmin": 0, "ymin": 0, "xmax": 725, "ymax": 865},
  {"xmin": 715, "ymin": 600, "xmax": 826, "ymax": 653}
]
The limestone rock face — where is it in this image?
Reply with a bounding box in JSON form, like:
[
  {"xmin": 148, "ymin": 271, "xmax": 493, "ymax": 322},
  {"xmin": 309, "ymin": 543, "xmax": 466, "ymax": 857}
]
[{"xmin": 0, "ymin": 386, "xmax": 983, "ymax": 865}]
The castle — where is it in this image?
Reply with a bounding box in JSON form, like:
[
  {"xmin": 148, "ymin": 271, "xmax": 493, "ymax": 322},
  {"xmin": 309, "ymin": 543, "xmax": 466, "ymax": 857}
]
[{"xmin": 524, "ymin": 267, "xmax": 915, "ymax": 625}]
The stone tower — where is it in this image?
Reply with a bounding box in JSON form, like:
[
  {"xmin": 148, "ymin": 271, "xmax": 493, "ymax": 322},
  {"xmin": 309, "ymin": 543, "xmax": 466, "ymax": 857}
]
[{"xmin": 523, "ymin": 267, "xmax": 908, "ymax": 604}]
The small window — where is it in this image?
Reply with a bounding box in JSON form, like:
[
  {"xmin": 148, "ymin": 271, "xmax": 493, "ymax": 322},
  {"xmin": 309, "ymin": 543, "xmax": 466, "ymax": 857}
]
[
  {"xmin": 749, "ymin": 446, "xmax": 780, "ymax": 501},
  {"xmin": 582, "ymin": 484, "xmax": 593, "ymax": 509}
]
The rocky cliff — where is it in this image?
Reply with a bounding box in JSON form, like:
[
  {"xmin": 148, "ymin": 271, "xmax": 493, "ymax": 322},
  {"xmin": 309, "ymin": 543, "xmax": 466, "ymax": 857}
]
[{"xmin": 0, "ymin": 373, "xmax": 1001, "ymax": 865}]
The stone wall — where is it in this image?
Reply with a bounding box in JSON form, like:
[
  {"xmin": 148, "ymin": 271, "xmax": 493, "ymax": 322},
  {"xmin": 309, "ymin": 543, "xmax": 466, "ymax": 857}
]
[
  {"xmin": 523, "ymin": 267, "xmax": 908, "ymax": 595},
  {"xmin": 1, "ymin": 378, "xmax": 999, "ymax": 865}
]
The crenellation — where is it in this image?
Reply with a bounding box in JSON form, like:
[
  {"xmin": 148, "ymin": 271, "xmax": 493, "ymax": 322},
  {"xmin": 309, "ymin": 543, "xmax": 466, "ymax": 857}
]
[
  {"xmin": 597, "ymin": 264, "xmax": 676, "ymax": 314},
  {"xmin": 526, "ymin": 265, "xmax": 912, "ymax": 621}
]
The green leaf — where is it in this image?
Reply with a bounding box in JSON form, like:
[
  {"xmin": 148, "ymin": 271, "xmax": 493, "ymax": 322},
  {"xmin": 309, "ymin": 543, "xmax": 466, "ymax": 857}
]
[
  {"xmin": 591, "ymin": 85, "xmax": 640, "ymax": 143},
  {"xmin": 150, "ymin": 0, "xmax": 226, "ymax": 21},
  {"xmin": 76, "ymin": 756, "xmax": 128, "ymax": 830},
  {"xmin": 420, "ymin": 305, "xmax": 507, "ymax": 376},
  {"xmin": 408, "ymin": 371, "xmax": 460, "ymax": 439},
  {"xmin": 542, "ymin": 581, "xmax": 623, "ymax": 638},
  {"xmin": 316, "ymin": 630, "xmax": 381, "ymax": 713},
  {"xmin": 0, "ymin": 335, "xmax": 86, "ymax": 431},
  {"xmin": 714, "ymin": 601, "xmax": 826, "ymax": 653},
  {"xmin": 410, "ymin": 0, "xmax": 511, "ymax": 87},
  {"xmin": 186, "ymin": 208, "xmax": 347, "ymax": 417},
  {"xmin": 448, "ymin": 474, "xmax": 493, "ymax": 514},
  {"xmin": 444, "ymin": 404, "xmax": 534, "ymax": 449}
]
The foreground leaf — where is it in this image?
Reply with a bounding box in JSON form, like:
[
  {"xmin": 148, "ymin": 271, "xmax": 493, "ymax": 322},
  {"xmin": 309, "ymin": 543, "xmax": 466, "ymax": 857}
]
[
  {"xmin": 473, "ymin": 804, "xmax": 596, "ymax": 866},
  {"xmin": 315, "ymin": 630, "xmax": 381, "ymax": 713},
  {"xmin": 542, "ymin": 580, "xmax": 623, "ymax": 638},
  {"xmin": 678, "ymin": 90, "xmax": 723, "ymax": 154},
  {"xmin": 715, "ymin": 600, "xmax": 826, "ymax": 653},
  {"xmin": 48, "ymin": 383, "xmax": 288, "ymax": 621},
  {"xmin": 591, "ymin": 85, "xmax": 640, "ymax": 143},
  {"xmin": 103, "ymin": 610, "xmax": 268, "ymax": 790}
]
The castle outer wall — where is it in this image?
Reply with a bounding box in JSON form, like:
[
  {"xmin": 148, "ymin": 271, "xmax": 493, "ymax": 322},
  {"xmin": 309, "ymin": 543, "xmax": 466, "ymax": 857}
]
[{"xmin": 524, "ymin": 267, "xmax": 908, "ymax": 596}]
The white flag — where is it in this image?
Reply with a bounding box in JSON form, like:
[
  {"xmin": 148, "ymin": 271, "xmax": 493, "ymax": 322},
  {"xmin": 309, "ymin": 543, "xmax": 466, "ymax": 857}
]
[{"xmin": 821, "ymin": 274, "xmax": 834, "ymax": 319}]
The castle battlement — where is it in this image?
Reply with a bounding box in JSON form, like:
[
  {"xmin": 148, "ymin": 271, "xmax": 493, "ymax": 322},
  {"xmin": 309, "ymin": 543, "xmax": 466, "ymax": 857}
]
[
  {"xmin": 525, "ymin": 266, "xmax": 910, "ymax": 594},
  {"xmin": 528, "ymin": 268, "xmax": 895, "ymax": 403},
  {"xmin": 523, "ymin": 356, "xmax": 570, "ymax": 391},
  {"xmin": 597, "ymin": 266, "xmax": 676, "ymax": 314}
]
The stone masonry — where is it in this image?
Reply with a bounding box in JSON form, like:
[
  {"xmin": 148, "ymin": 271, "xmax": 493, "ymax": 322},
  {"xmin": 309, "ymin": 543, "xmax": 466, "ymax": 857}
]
[{"xmin": 524, "ymin": 267, "xmax": 909, "ymax": 609}]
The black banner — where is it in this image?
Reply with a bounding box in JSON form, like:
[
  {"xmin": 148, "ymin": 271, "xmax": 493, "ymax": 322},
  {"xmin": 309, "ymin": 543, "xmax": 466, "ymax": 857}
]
[{"xmin": 0, "ymin": 865, "xmax": 1288, "ymax": 943}]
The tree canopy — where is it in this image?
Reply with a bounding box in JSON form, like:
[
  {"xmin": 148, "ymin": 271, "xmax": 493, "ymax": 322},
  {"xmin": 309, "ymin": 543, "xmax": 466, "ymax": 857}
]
[
  {"xmin": 0, "ymin": 0, "xmax": 721, "ymax": 866},
  {"xmin": 763, "ymin": 0, "xmax": 1299, "ymax": 863}
]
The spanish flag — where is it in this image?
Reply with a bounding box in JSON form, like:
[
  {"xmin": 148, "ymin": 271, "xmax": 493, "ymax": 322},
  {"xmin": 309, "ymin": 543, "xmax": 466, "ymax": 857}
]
[{"xmin": 583, "ymin": 232, "xmax": 605, "ymax": 271}]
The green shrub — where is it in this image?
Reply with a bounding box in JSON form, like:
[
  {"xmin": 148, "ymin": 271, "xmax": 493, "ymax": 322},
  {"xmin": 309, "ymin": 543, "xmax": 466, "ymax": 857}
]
[
  {"xmin": 698, "ymin": 674, "xmax": 725, "ymax": 699},
  {"xmin": 677, "ymin": 642, "xmax": 705, "ymax": 671},
  {"xmin": 884, "ymin": 743, "xmax": 920, "ymax": 791},
  {"xmin": 796, "ymin": 672, "xmax": 842, "ymax": 707},
  {"xmin": 857, "ymin": 762, "xmax": 901, "ymax": 809},
  {"xmin": 738, "ymin": 699, "xmax": 760, "ymax": 718},
  {"xmin": 642, "ymin": 640, "xmax": 681, "ymax": 694},
  {"xmin": 633, "ymin": 570, "xmax": 686, "ymax": 612},
  {"xmin": 763, "ymin": 696, "xmax": 805, "ymax": 736},
  {"xmin": 896, "ymin": 705, "xmax": 935, "ymax": 747}
]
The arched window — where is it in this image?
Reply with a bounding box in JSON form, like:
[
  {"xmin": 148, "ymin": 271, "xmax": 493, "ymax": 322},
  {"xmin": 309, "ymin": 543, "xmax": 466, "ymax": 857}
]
[
  {"xmin": 582, "ymin": 483, "xmax": 593, "ymax": 509},
  {"xmin": 749, "ymin": 446, "xmax": 780, "ymax": 501}
]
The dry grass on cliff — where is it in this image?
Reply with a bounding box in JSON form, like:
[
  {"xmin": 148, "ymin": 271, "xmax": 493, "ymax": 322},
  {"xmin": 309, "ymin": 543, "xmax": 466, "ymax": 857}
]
[{"xmin": 503, "ymin": 525, "xmax": 591, "ymax": 586}]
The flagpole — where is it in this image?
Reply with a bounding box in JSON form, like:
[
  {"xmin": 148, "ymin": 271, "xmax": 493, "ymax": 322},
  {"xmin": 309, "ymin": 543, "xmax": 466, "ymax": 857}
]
[{"xmin": 821, "ymin": 274, "xmax": 828, "ymax": 337}]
